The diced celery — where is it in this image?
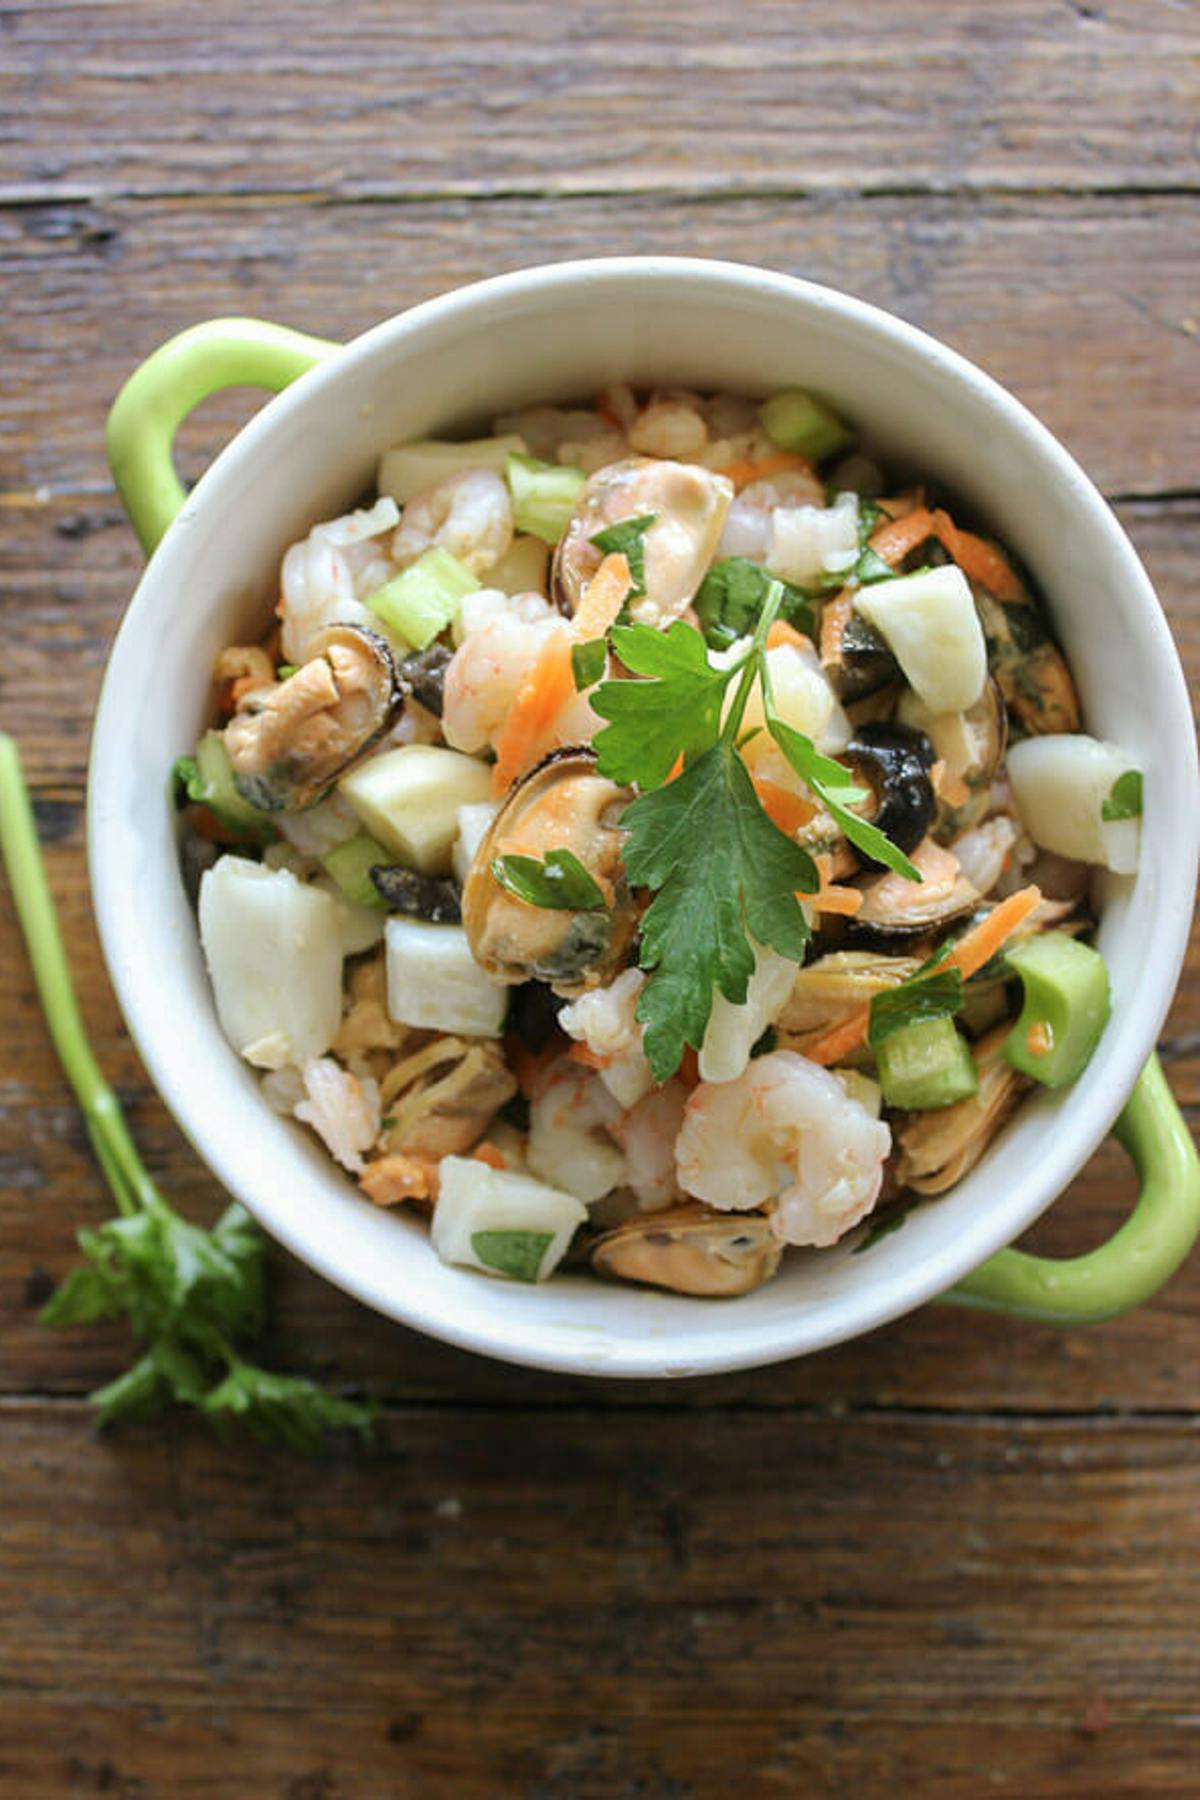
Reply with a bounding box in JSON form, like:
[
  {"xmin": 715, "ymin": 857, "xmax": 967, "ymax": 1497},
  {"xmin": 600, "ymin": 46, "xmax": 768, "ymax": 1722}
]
[
  {"xmin": 319, "ymin": 832, "xmax": 392, "ymax": 910},
  {"xmin": 506, "ymin": 452, "xmax": 586, "ymax": 544},
  {"xmin": 759, "ymin": 388, "xmax": 853, "ymax": 462},
  {"xmin": 366, "ymin": 548, "xmax": 479, "ymax": 650},
  {"xmin": 875, "ymin": 1015, "xmax": 979, "ymax": 1111},
  {"xmin": 175, "ymin": 731, "xmax": 276, "ymax": 840},
  {"xmin": 1002, "ymin": 932, "xmax": 1111, "ymax": 1089},
  {"xmin": 377, "ymin": 435, "xmax": 527, "ymax": 505}
]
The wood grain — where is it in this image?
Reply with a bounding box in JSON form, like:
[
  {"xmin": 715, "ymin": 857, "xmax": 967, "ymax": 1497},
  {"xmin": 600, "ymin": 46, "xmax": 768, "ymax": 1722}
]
[
  {"xmin": 0, "ymin": 1404, "xmax": 1197, "ymax": 1797},
  {"xmin": 3, "ymin": 5, "xmax": 1200, "ymax": 1793},
  {"xmin": 2, "ymin": 0, "xmax": 1197, "ymax": 203},
  {"xmin": 3, "ymin": 194, "xmax": 1200, "ymax": 500}
]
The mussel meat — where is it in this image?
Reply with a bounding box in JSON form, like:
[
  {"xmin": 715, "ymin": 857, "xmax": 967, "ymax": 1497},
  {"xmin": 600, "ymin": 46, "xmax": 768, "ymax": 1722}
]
[
  {"xmin": 590, "ymin": 1204, "xmax": 782, "ymax": 1297},
  {"xmin": 225, "ymin": 623, "xmax": 402, "ymax": 812},
  {"xmin": 552, "ymin": 456, "xmax": 732, "ymax": 628},
  {"xmin": 462, "ymin": 747, "xmax": 637, "ymax": 994}
]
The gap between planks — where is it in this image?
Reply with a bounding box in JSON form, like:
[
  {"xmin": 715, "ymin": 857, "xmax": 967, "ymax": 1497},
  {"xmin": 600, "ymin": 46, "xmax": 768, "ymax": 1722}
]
[
  {"xmin": 1, "ymin": 1393, "xmax": 1196, "ymax": 1425},
  {"xmin": 5, "ymin": 179, "xmax": 1200, "ymax": 210}
]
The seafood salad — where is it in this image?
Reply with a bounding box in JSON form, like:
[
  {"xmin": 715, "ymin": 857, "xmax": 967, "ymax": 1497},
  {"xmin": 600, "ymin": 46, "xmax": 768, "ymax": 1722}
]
[{"xmin": 180, "ymin": 382, "xmax": 1143, "ymax": 1296}]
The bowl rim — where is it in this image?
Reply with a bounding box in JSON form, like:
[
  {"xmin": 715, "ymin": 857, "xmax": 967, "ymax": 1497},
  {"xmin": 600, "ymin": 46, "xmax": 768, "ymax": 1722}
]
[{"xmin": 88, "ymin": 255, "xmax": 1199, "ymax": 1377}]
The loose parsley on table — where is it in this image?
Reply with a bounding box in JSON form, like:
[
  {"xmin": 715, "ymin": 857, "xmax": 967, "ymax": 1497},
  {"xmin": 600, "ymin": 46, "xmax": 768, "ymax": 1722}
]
[{"xmin": 0, "ymin": 734, "xmax": 374, "ymax": 1451}]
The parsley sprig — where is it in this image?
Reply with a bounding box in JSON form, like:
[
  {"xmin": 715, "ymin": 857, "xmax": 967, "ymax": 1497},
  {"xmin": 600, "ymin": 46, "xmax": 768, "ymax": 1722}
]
[
  {"xmin": 0, "ymin": 735, "xmax": 374, "ymax": 1451},
  {"xmin": 590, "ymin": 583, "xmax": 925, "ymax": 1080}
]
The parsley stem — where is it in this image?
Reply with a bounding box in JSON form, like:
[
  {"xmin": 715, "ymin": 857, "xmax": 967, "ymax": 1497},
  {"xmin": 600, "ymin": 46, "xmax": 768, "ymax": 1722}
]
[
  {"xmin": 0, "ymin": 734, "xmax": 154, "ymax": 1219},
  {"xmin": 720, "ymin": 579, "xmax": 785, "ymax": 745}
]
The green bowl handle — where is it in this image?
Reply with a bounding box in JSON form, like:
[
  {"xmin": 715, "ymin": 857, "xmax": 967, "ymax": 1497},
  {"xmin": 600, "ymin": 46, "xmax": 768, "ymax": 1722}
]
[
  {"xmin": 944, "ymin": 1054, "xmax": 1200, "ymax": 1323},
  {"xmin": 106, "ymin": 318, "xmax": 341, "ymax": 556}
]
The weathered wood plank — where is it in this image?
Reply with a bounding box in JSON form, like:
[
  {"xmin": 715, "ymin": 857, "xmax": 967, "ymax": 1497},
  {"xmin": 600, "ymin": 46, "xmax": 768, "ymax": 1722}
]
[
  {"xmin": 2, "ymin": 0, "xmax": 1197, "ymax": 202},
  {"xmin": 0, "ymin": 1405, "xmax": 1196, "ymax": 1798},
  {"xmin": 3, "ymin": 194, "xmax": 1199, "ymax": 500},
  {"xmin": 2, "ymin": 1704, "xmax": 1197, "ymax": 1800}
]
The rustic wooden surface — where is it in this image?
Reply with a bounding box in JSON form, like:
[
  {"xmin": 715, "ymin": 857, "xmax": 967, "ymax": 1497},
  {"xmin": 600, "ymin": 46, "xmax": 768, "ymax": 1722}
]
[{"xmin": 2, "ymin": 3, "xmax": 1198, "ymax": 1795}]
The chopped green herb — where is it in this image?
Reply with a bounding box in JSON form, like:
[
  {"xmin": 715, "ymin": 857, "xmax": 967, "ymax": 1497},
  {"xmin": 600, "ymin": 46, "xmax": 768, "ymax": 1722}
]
[
  {"xmin": 693, "ymin": 556, "xmax": 815, "ymax": 649},
  {"xmin": 590, "ymin": 513, "xmax": 657, "ymax": 599},
  {"xmin": 593, "ymin": 619, "xmax": 734, "ymax": 788},
  {"xmin": 1100, "ymin": 769, "xmax": 1143, "ymax": 823},
  {"xmin": 492, "ymin": 848, "xmax": 607, "ymax": 912},
  {"xmin": 276, "ymin": 662, "xmax": 299, "ymax": 680},
  {"xmin": 868, "ymin": 967, "xmax": 965, "ymax": 1047},
  {"xmin": 588, "ymin": 576, "xmax": 924, "ymax": 1080},
  {"xmin": 471, "ymin": 1230, "xmax": 554, "ymax": 1282},
  {"xmin": 853, "ymin": 1203, "xmax": 916, "ymax": 1254},
  {"xmin": 506, "ymin": 452, "xmax": 586, "ymax": 544},
  {"xmin": 765, "ymin": 711, "xmax": 922, "ymax": 882},
  {"xmin": 571, "ymin": 637, "xmax": 608, "ymax": 692},
  {"xmin": 624, "ymin": 740, "xmax": 817, "ymax": 1081},
  {"xmin": 380, "ymin": 1115, "xmax": 397, "ymax": 1131}
]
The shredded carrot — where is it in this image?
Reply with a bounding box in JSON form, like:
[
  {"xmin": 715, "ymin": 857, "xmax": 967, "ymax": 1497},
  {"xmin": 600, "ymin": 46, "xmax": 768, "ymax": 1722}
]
[
  {"xmin": 869, "ymin": 505, "xmax": 937, "ymax": 566},
  {"xmin": 571, "ymin": 551, "xmax": 632, "ymax": 642},
  {"xmin": 567, "ymin": 1041, "xmax": 612, "ymax": 1072},
  {"xmin": 820, "ymin": 588, "xmax": 854, "ymax": 669},
  {"xmin": 765, "ymin": 619, "xmax": 813, "ymax": 653},
  {"xmin": 804, "ymin": 1004, "xmax": 872, "ymax": 1068},
  {"xmin": 472, "ymin": 1142, "xmax": 508, "ymax": 1171},
  {"xmin": 229, "ymin": 674, "xmax": 263, "ymax": 705},
  {"xmin": 930, "ymin": 508, "xmax": 1023, "ymax": 603},
  {"xmin": 714, "ymin": 450, "xmax": 814, "ymax": 490},
  {"xmin": 678, "ymin": 1046, "xmax": 701, "ymax": 1090},
  {"xmin": 754, "ymin": 776, "xmax": 816, "ymax": 836},
  {"xmin": 505, "ymin": 1038, "xmax": 562, "ymax": 1102},
  {"xmin": 808, "ymin": 852, "xmax": 864, "ymax": 918},
  {"xmin": 803, "ymin": 884, "xmax": 1044, "ymax": 1066},
  {"xmin": 185, "ymin": 804, "xmax": 262, "ymax": 847},
  {"xmin": 944, "ymin": 885, "xmax": 1042, "ymax": 982},
  {"xmin": 491, "ymin": 628, "xmax": 576, "ymax": 795},
  {"xmin": 665, "ymin": 751, "xmax": 685, "ymax": 783}
]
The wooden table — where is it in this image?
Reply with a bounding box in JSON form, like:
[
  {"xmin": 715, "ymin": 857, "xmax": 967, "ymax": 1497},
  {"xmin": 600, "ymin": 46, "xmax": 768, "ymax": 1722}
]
[{"xmin": 2, "ymin": 5, "xmax": 1198, "ymax": 1794}]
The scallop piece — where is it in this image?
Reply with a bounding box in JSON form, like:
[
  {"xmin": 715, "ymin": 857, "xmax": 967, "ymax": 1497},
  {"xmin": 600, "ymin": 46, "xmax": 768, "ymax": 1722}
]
[
  {"xmin": 462, "ymin": 748, "xmax": 637, "ymax": 995},
  {"xmin": 224, "ymin": 624, "xmax": 403, "ymax": 812},
  {"xmin": 552, "ymin": 456, "xmax": 732, "ymax": 629}
]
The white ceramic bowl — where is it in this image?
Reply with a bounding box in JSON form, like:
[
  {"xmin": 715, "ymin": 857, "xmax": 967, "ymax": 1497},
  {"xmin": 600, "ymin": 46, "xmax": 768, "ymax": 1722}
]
[{"xmin": 90, "ymin": 258, "xmax": 1199, "ymax": 1376}]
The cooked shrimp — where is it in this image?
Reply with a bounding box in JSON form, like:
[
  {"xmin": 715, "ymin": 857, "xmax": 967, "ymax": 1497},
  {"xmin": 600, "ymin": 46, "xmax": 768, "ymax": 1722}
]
[
  {"xmin": 442, "ymin": 590, "xmax": 599, "ymax": 757},
  {"xmin": 717, "ymin": 470, "xmax": 827, "ymax": 561},
  {"xmin": 392, "ymin": 468, "xmax": 513, "ymax": 577},
  {"xmin": 767, "ymin": 490, "xmax": 860, "ymax": 587},
  {"xmin": 558, "ymin": 967, "xmax": 654, "ymax": 1108},
  {"xmin": 608, "ymin": 1080, "xmax": 688, "ymax": 1211},
  {"xmin": 526, "ymin": 1057, "xmax": 627, "ymax": 1205},
  {"xmin": 278, "ymin": 497, "xmax": 400, "ymax": 663},
  {"xmin": 495, "ymin": 402, "xmax": 628, "ymax": 472},
  {"xmin": 949, "ymin": 816, "xmax": 1021, "ymax": 897},
  {"xmin": 675, "ymin": 1050, "xmax": 891, "ymax": 1248},
  {"xmin": 293, "ymin": 1057, "xmax": 382, "ymax": 1176},
  {"xmin": 628, "ymin": 391, "xmax": 709, "ymax": 460}
]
